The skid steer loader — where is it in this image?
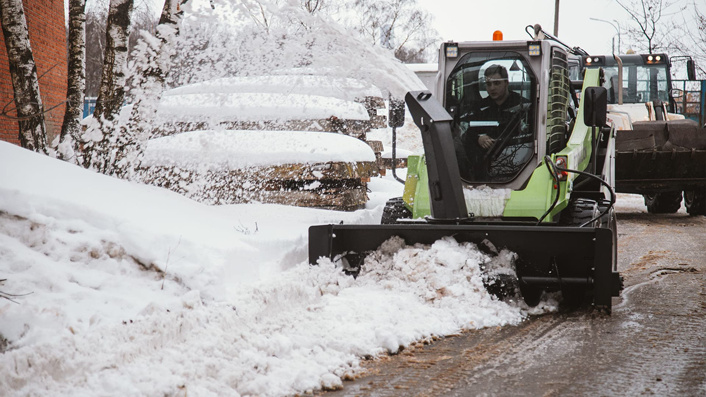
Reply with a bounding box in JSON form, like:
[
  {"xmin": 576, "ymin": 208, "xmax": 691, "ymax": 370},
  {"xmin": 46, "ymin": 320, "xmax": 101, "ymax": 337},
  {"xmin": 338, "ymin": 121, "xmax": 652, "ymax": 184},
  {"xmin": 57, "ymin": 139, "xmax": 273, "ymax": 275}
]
[
  {"xmin": 309, "ymin": 27, "xmax": 623, "ymax": 311},
  {"xmin": 579, "ymin": 53, "xmax": 706, "ymax": 215}
]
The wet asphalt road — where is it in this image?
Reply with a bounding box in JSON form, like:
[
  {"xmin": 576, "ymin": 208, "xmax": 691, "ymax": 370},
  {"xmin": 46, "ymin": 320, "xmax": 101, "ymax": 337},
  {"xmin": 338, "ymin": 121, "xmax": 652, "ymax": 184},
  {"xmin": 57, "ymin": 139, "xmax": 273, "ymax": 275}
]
[{"xmin": 319, "ymin": 198, "xmax": 706, "ymax": 397}]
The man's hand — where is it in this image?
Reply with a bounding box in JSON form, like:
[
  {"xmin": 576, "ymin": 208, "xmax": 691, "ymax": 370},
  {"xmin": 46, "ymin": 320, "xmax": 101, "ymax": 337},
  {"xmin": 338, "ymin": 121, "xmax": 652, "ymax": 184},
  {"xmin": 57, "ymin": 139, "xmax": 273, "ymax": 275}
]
[{"xmin": 478, "ymin": 135, "xmax": 495, "ymax": 150}]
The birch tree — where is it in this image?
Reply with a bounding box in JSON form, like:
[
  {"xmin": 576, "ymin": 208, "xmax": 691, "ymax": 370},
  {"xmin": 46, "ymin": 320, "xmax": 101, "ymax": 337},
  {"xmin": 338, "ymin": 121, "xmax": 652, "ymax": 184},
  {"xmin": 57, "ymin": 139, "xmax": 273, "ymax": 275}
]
[
  {"xmin": 81, "ymin": 0, "xmax": 135, "ymax": 176},
  {"xmin": 0, "ymin": 0, "xmax": 47, "ymax": 153},
  {"xmin": 124, "ymin": 0, "xmax": 189, "ymax": 141},
  {"xmin": 56, "ymin": 0, "xmax": 87, "ymax": 163}
]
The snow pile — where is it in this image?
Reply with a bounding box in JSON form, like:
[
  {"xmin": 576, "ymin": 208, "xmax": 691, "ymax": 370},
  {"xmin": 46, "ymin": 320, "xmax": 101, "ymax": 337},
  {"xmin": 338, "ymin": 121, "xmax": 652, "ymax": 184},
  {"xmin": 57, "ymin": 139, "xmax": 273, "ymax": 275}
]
[
  {"xmin": 163, "ymin": 74, "xmax": 383, "ymax": 103},
  {"xmin": 463, "ymin": 186, "xmax": 513, "ymax": 217},
  {"xmin": 157, "ymin": 92, "xmax": 370, "ymax": 123},
  {"xmin": 0, "ymin": 141, "xmax": 553, "ymax": 396},
  {"xmin": 141, "ymin": 129, "xmax": 376, "ymax": 170}
]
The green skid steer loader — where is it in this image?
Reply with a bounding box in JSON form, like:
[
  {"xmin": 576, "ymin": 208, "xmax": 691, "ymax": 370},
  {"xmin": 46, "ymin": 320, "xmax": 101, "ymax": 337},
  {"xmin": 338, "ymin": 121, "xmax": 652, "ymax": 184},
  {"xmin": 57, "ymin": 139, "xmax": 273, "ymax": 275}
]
[{"xmin": 309, "ymin": 26, "xmax": 623, "ymax": 311}]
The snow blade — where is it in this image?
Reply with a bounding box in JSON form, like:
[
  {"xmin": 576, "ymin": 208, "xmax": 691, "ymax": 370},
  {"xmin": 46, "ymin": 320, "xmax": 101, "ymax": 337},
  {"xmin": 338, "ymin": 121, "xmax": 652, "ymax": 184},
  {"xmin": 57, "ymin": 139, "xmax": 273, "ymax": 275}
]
[{"xmin": 309, "ymin": 223, "xmax": 622, "ymax": 311}]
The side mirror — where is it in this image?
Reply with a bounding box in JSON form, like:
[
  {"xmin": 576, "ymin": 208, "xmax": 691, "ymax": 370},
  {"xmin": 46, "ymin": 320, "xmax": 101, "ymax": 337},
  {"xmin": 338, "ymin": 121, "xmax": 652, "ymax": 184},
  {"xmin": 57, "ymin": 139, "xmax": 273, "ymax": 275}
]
[
  {"xmin": 583, "ymin": 86, "xmax": 608, "ymax": 127},
  {"xmin": 388, "ymin": 97, "xmax": 405, "ymax": 128},
  {"xmin": 687, "ymin": 59, "xmax": 696, "ymax": 81}
]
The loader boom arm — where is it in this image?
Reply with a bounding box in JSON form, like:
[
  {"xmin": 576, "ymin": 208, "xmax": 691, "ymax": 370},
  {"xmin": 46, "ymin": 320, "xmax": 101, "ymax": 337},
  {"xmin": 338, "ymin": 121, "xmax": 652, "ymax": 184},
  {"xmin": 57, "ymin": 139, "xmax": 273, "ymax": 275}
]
[{"xmin": 405, "ymin": 91, "xmax": 469, "ymax": 220}]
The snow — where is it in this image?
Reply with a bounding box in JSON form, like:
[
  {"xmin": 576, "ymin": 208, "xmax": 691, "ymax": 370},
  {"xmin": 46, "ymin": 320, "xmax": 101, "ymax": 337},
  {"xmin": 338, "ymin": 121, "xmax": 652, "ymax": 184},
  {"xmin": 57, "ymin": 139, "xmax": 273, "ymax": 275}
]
[
  {"xmin": 158, "ymin": 92, "xmax": 371, "ymax": 122},
  {"xmin": 463, "ymin": 186, "xmax": 513, "ymax": 218},
  {"xmin": 0, "ymin": 137, "xmax": 560, "ymax": 396},
  {"xmin": 141, "ymin": 130, "xmax": 376, "ymax": 169},
  {"xmin": 162, "ymin": 75, "xmax": 383, "ymax": 103}
]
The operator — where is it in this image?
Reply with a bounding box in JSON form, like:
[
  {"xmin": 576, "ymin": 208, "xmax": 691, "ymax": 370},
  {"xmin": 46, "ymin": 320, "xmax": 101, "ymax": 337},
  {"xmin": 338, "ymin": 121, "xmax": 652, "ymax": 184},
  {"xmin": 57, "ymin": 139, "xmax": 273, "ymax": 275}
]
[
  {"xmin": 475, "ymin": 64, "xmax": 526, "ymax": 150},
  {"xmin": 454, "ymin": 63, "xmax": 530, "ymax": 181}
]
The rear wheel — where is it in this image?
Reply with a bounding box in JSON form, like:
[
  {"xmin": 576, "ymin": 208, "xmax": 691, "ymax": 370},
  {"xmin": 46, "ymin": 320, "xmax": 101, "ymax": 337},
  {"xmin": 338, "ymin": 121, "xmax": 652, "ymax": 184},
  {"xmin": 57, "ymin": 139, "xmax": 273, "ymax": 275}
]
[
  {"xmin": 381, "ymin": 197, "xmax": 412, "ymax": 224},
  {"xmin": 643, "ymin": 191, "xmax": 682, "ymax": 213},
  {"xmin": 684, "ymin": 188, "xmax": 706, "ymax": 216}
]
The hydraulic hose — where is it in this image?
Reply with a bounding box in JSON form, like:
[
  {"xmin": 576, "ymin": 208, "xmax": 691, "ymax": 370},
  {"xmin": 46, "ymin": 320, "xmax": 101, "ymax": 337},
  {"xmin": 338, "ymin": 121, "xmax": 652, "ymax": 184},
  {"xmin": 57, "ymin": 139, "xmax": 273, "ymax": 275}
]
[
  {"xmin": 537, "ymin": 155, "xmax": 617, "ymax": 227},
  {"xmin": 537, "ymin": 156, "xmax": 562, "ymax": 225}
]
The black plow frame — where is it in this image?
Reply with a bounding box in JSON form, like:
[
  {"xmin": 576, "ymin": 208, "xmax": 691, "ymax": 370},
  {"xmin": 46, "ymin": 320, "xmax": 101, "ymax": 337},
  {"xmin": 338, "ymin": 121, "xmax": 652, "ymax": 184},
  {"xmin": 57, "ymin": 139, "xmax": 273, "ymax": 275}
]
[{"xmin": 309, "ymin": 223, "xmax": 621, "ymax": 309}]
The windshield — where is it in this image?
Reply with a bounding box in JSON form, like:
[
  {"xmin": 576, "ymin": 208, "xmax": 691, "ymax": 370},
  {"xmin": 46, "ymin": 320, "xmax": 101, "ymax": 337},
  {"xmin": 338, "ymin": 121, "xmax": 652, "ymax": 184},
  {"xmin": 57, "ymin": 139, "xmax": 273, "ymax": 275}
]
[
  {"xmin": 602, "ymin": 64, "xmax": 670, "ymax": 104},
  {"xmin": 445, "ymin": 52, "xmax": 536, "ymax": 184}
]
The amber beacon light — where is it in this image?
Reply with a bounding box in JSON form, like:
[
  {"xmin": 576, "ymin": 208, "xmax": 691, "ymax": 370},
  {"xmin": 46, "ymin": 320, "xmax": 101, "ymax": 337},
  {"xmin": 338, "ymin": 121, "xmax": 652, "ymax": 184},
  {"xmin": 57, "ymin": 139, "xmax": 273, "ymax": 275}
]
[{"xmin": 493, "ymin": 30, "xmax": 503, "ymax": 41}]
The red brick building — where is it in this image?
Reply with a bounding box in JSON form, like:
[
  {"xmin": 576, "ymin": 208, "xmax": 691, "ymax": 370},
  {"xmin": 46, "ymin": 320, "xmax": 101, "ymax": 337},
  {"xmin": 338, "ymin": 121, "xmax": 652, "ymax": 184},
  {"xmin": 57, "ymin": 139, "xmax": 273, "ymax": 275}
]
[{"xmin": 0, "ymin": 0, "xmax": 67, "ymax": 146}]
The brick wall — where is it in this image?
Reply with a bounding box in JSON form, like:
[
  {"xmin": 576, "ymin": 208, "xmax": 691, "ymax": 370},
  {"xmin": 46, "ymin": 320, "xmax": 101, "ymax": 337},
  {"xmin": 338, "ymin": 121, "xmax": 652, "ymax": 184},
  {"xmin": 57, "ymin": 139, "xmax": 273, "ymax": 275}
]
[{"xmin": 0, "ymin": 0, "xmax": 67, "ymax": 146}]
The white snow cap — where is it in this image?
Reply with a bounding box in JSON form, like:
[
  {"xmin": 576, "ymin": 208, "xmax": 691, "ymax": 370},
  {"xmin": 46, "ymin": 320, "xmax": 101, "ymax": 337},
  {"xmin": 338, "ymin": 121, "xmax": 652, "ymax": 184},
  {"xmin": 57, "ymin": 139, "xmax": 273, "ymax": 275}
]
[{"xmin": 141, "ymin": 129, "xmax": 377, "ymax": 169}]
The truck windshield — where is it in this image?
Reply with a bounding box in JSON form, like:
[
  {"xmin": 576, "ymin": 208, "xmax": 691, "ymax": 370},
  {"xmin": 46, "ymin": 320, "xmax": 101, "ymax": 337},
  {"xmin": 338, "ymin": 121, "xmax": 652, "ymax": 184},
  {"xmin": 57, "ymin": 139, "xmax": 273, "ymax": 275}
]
[
  {"xmin": 600, "ymin": 64, "xmax": 670, "ymax": 104},
  {"xmin": 445, "ymin": 52, "xmax": 536, "ymax": 184}
]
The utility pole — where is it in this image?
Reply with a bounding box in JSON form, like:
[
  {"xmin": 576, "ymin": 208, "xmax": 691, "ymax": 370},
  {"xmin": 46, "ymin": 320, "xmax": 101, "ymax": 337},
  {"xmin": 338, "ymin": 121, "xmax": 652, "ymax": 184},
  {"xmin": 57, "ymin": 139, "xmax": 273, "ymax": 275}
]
[{"xmin": 553, "ymin": 0, "xmax": 560, "ymax": 36}]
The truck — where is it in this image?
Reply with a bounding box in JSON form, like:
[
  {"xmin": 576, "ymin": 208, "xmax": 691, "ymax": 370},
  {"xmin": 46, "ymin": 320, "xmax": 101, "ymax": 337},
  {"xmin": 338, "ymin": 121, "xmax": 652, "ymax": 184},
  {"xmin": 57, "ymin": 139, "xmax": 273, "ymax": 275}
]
[
  {"xmin": 309, "ymin": 25, "xmax": 623, "ymax": 312},
  {"xmin": 578, "ymin": 53, "xmax": 706, "ymax": 214}
]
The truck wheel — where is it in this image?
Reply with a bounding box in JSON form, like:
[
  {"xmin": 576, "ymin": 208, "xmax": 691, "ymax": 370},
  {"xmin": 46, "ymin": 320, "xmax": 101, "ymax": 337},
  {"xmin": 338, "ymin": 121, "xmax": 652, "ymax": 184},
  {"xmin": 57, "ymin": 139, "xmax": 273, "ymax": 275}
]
[
  {"xmin": 381, "ymin": 197, "xmax": 412, "ymax": 224},
  {"xmin": 684, "ymin": 188, "xmax": 706, "ymax": 216},
  {"xmin": 643, "ymin": 192, "xmax": 682, "ymax": 214}
]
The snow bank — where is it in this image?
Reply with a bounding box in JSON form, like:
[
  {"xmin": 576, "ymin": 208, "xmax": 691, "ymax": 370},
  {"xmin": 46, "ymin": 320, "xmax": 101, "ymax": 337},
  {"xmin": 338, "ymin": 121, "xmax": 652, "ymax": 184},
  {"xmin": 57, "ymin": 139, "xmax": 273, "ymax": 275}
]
[{"xmin": 0, "ymin": 142, "xmax": 550, "ymax": 396}]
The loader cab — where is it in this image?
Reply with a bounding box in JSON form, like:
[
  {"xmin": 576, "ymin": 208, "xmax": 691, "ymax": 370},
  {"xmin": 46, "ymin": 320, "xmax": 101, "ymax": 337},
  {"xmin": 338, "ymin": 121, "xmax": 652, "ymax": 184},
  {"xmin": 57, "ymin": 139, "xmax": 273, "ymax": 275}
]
[
  {"xmin": 580, "ymin": 54, "xmax": 672, "ymax": 109},
  {"xmin": 439, "ymin": 40, "xmax": 573, "ymax": 188}
]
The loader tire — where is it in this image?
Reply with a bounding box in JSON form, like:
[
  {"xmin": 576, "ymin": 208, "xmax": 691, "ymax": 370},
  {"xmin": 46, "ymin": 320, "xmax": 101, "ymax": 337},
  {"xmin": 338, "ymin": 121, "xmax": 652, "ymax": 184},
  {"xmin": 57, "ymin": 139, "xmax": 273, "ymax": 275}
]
[
  {"xmin": 684, "ymin": 188, "xmax": 706, "ymax": 216},
  {"xmin": 381, "ymin": 197, "xmax": 412, "ymax": 224},
  {"xmin": 643, "ymin": 192, "xmax": 682, "ymax": 214},
  {"xmin": 560, "ymin": 198, "xmax": 599, "ymax": 227}
]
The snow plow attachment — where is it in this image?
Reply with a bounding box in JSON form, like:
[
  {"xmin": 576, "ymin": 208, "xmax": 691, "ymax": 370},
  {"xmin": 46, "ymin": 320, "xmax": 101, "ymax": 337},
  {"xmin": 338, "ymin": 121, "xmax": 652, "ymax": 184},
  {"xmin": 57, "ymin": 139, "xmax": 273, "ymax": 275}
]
[
  {"xmin": 308, "ymin": 60, "xmax": 623, "ymax": 312},
  {"xmin": 309, "ymin": 223, "xmax": 622, "ymax": 310}
]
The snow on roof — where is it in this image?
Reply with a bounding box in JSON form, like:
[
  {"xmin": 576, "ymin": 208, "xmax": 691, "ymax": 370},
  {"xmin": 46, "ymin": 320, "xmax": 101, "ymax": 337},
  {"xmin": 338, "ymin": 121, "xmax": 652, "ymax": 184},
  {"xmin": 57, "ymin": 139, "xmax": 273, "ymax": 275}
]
[
  {"xmin": 163, "ymin": 74, "xmax": 383, "ymax": 102},
  {"xmin": 141, "ymin": 129, "xmax": 376, "ymax": 169},
  {"xmin": 157, "ymin": 92, "xmax": 370, "ymax": 122}
]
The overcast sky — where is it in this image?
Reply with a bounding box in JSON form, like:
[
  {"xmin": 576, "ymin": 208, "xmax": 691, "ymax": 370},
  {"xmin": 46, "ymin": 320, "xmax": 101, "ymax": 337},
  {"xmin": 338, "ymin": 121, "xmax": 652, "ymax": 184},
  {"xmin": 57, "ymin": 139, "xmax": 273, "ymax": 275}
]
[
  {"xmin": 84, "ymin": 0, "xmax": 706, "ymax": 64},
  {"xmin": 417, "ymin": 0, "xmax": 634, "ymax": 56}
]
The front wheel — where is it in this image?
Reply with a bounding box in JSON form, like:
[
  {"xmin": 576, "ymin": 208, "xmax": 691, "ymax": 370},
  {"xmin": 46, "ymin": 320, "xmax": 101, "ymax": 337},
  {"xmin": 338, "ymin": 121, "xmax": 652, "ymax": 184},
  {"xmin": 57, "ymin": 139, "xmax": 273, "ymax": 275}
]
[
  {"xmin": 381, "ymin": 197, "xmax": 412, "ymax": 224},
  {"xmin": 684, "ymin": 188, "xmax": 706, "ymax": 216},
  {"xmin": 643, "ymin": 192, "xmax": 682, "ymax": 214}
]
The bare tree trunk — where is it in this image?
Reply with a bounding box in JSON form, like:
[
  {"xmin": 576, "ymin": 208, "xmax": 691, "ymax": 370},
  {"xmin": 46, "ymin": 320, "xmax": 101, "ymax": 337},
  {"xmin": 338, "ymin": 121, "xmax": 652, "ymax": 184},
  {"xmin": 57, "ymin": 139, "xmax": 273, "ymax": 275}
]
[
  {"xmin": 0, "ymin": 0, "xmax": 47, "ymax": 153},
  {"xmin": 82, "ymin": 0, "xmax": 134, "ymax": 175},
  {"xmin": 93, "ymin": 0, "xmax": 133, "ymax": 121},
  {"xmin": 57, "ymin": 0, "xmax": 87, "ymax": 163}
]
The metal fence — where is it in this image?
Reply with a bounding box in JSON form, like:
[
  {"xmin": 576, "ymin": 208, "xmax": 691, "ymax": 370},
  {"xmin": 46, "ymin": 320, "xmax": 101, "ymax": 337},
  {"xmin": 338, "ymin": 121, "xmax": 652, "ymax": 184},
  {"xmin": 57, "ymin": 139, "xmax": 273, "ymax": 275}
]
[{"xmin": 672, "ymin": 80, "xmax": 706, "ymax": 127}]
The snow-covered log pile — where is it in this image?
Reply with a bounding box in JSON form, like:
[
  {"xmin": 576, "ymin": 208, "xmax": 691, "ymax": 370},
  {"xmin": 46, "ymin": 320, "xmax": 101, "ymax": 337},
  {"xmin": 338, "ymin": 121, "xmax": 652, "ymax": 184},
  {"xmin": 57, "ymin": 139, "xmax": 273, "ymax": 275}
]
[
  {"xmin": 153, "ymin": 74, "xmax": 388, "ymax": 141},
  {"xmin": 137, "ymin": 129, "xmax": 378, "ymax": 210},
  {"xmin": 134, "ymin": 74, "xmax": 392, "ymax": 209}
]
